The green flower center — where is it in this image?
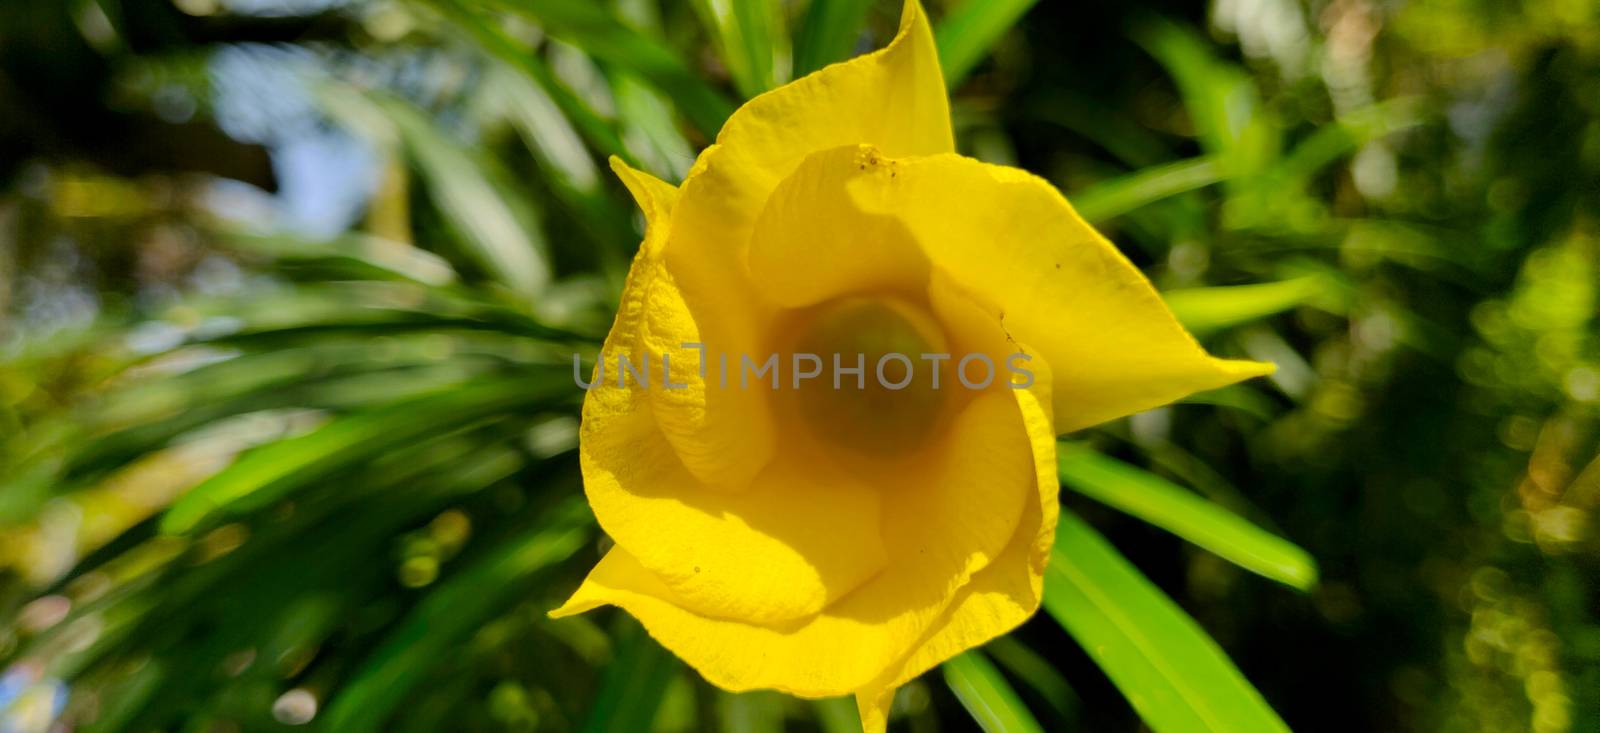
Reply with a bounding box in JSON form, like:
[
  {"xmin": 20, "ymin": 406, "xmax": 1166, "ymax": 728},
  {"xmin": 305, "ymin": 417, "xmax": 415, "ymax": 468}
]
[{"xmin": 788, "ymin": 295, "xmax": 952, "ymax": 458}]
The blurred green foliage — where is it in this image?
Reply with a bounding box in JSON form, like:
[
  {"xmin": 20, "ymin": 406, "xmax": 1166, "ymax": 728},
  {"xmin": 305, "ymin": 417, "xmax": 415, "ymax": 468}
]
[{"xmin": 1, "ymin": 0, "xmax": 1597, "ymax": 731}]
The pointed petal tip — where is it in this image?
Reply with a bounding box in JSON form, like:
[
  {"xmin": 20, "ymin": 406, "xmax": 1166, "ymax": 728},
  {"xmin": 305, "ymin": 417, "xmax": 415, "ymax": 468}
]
[
  {"xmin": 898, "ymin": 0, "xmax": 926, "ymax": 32},
  {"xmin": 607, "ymin": 157, "xmax": 679, "ymax": 222},
  {"xmin": 1220, "ymin": 357, "xmax": 1277, "ymax": 379},
  {"xmin": 548, "ymin": 584, "xmax": 602, "ymax": 620}
]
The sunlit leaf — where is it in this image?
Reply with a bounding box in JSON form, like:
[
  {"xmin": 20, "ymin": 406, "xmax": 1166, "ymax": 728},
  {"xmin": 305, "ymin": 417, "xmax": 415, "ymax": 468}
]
[
  {"xmin": 159, "ymin": 374, "xmax": 568, "ymax": 534},
  {"xmin": 481, "ymin": 0, "xmax": 736, "ymax": 137},
  {"xmin": 1131, "ymin": 15, "xmax": 1277, "ymax": 178},
  {"xmin": 1164, "ymin": 276, "xmax": 1332, "ymax": 336},
  {"xmin": 1058, "ymin": 443, "xmax": 1317, "ymax": 590},
  {"xmin": 224, "ymin": 230, "xmax": 458, "ymax": 286},
  {"xmin": 320, "ymin": 87, "xmax": 553, "ymax": 298},
  {"xmin": 793, "ymin": 0, "xmax": 873, "ymax": 77},
  {"xmin": 1072, "ymin": 157, "xmax": 1223, "ymax": 223},
  {"xmin": 1279, "ymin": 98, "xmax": 1424, "ymax": 185},
  {"xmin": 983, "ymin": 635, "xmax": 1079, "ymax": 722},
  {"xmin": 934, "ymin": 0, "xmax": 1038, "ymax": 88},
  {"xmin": 692, "ymin": 0, "xmax": 790, "ymax": 99},
  {"xmin": 942, "ymin": 650, "xmax": 1045, "ymax": 733},
  {"xmin": 613, "ymin": 73, "xmax": 696, "ymax": 181},
  {"xmin": 488, "ymin": 66, "xmax": 602, "ymax": 195},
  {"xmin": 424, "ymin": 0, "xmax": 633, "ymax": 158},
  {"xmin": 1045, "ymin": 512, "xmax": 1292, "ymax": 733}
]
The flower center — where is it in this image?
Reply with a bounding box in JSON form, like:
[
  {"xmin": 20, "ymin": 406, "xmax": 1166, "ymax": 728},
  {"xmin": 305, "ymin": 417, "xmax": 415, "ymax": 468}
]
[{"xmin": 787, "ymin": 295, "xmax": 952, "ymax": 458}]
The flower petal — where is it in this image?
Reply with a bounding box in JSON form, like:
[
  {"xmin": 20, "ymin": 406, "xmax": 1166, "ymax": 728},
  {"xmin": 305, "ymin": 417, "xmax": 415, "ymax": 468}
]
[
  {"xmin": 580, "ymin": 398, "xmax": 888, "ymax": 625},
  {"xmin": 750, "ymin": 145, "xmax": 1272, "ymax": 432},
  {"xmin": 689, "ymin": 0, "xmax": 951, "ymax": 231},
  {"xmin": 636, "ymin": 0, "xmax": 951, "ymax": 488},
  {"xmin": 748, "ymin": 145, "xmax": 930, "ymax": 308},
  {"xmin": 554, "ymin": 389, "xmax": 1036, "ymax": 696},
  {"xmin": 588, "ymin": 161, "xmax": 887, "ymax": 623},
  {"xmin": 601, "ymin": 159, "xmax": 779, "ymax": 491},
  {"xmin": 848, "ymin": 385, "xmax": 1058, "ymax": 732},
  {"xmin": 886, "ymin": 385, "xmax": 1060, "ymax": 689}
]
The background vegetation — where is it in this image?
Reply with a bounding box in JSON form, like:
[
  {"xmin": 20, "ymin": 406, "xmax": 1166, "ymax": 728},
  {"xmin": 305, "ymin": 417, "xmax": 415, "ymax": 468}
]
[{"xmin": 1, "ymin": 0, "xmax": 1597, "ymax": 731}]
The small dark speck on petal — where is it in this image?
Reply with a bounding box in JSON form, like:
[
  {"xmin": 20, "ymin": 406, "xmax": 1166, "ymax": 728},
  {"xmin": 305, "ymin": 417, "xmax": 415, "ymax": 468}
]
[{"xmin": 693, "ymin": 566, "xmax": 701, "ymax": 573}]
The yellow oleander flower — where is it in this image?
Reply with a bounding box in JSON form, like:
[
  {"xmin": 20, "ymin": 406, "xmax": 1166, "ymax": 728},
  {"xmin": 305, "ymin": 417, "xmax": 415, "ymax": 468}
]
[{"xmin": 552, "ymin": 1, "xmax": 1272, "ymax": 729}]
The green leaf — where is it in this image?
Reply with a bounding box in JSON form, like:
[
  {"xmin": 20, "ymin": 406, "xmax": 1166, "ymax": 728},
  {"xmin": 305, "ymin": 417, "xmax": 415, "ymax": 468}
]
[
  {"xmin": 812, "ymin": 697, "xmax": 866, "ymax": 733},
  {"xmin": 793, "ymin": 0, "xmax": 873, "ymax": 77},
  {"xmin": 1278, "ymin": 98, "xmax": 1423, "ymax": 185},
  {"xmin": 1045, "ymin": 512, "xmax": 1292, "ymax": 733},
  {"xmin": 1026, "ymin": 91, "xmax": 1174, "ymax": 168},
  {"xmin": 1131, "ymin": 16, "xmax": 1278, "ymax": 176},
  {"xmin": 1071, "ymin": 156, "xmax": 1224, "ymax": 224},
  {"xmin": 159, "ymin": 374, "xmax": 567, "ymax": 534},
  {"xmin": 321, "ymin": 501, "xmax": 591, "ymax": 733},
  {"xmin": 423, "ymin": 0, "xmax": 633, "ymax": 159},
  {"xmin": 487, "ymin": 65, "xmax": 603, "ymax": 196},
  {"xmin": 1175, "ymin": 385, "xmax": 1280, "ymax": 421},
  {"xmin": 612, "ymin": 73, "xmax": 696, "ymax": 180},
  {"xmin": 578, "ymin": 617, "xmax": 681, "ymax": 733},
  {"xmin": 481, "ymin": 0, "xmax": 736, "ymax": 138},
  {"xmin": 165, "ymin": 282, "xmax": 592, "ymax": 345},
  {"xmin": 943, "ymin": 650, "xmax": 1046, "ymax": 733},
  {"xmin": 692, "ymin": 0, "xmax": 790, "ymax": 99},
  {"xmin": 487, "ymin": 63, "xmax": 638, "ymax": 285},
  {"xmin": 224, "ymin": 231, "xmax": 458, "ymax": 286},
  {"xmin": 717, "ymin": 689, "xmax": 788, "ymax": 733},
  {"xmin": 1163, "ymin": 276, "xmax": 1330, "ymax": 336},
  {"xmin": 983, "ymin": 635, "xmax": 1079, "ymax": 722},
  {"xmin": 1058, "ymin": 443, "xmax": 1317, "ymax": 590},
  {"xmin": 320, "ymin": 88, "xmax": 552, "ymax": 298},
  {"xmin": 934, "ymin": 0, "xmax": 1038, "ymax": 89}
]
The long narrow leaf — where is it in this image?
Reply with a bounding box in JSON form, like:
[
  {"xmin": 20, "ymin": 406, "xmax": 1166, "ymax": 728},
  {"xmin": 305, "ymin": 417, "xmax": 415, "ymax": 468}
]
[
  {"xmin": 812, "ymin": 697, "xmax": 866, "ymax": 733},
  {"xmin": 1058, "ymin": 443, "xmax": 1317, "ymax": 590},
  {"xmin": 983, "ymin": 635, "xmax": 1079, "ymax": 722},
  {"xmin": 489, "ymin": 65, "xmax": 602, "ymax": 195},
  {"xmin": 613, "ymin": 73, "xmax": 696, "ymax": 180},
  {"xmin": 942, "ymin": 650, "xmax": 1045, "ymax": 733},
  {"xmin": 1071, "ymin": 157, "xmax": 1223, "ymax": 224},
  {"xmin": 1163, "ymin": 276, "xmax": 1332, "ymax": 336},
  {"xmin": 482, "ymin": 0, "xmax": 736, "ymax": 137},
  {"xmin": 159, "ymin": 374, "xmax": 567, "ymax": 534},
  {"xmin": 426, "ymin": 0, "xmax": 634, "ymax": 158},
  {"xmin": 692, "ymin": 0, "xmax": 789, "ymax": 99},
  {"xmin": 1044, "ymin": 512, "xmax": 1293, "ymax": 733},
  {"xmin": 320, "ymin": 502, "xmax": 591, "ymax": 733},
  {"xmin": 1278, "ymin": 97, "xmax": 1423, "ymax": 184},
  {"xmin": 717, "ymin": 690, "xmax": 787, "ymax": 733},
  {"xmin": 324, "ymin": 89, "xmax": 552, "ymax": 297},
  {"xmin": 1131, "ymin": 16, "xmax": 1277, "ymax": 175},
  {"xmin": 934, "ymin": 0, "xmax": 1038, "ymax": 89},
  {"xmin": 225, "ymin": 231, "xmax": 458, "ymax": 286},
  {"xmin": 578, "ymin": 618, "xmax": 681, "ymax": 733},
  {"xmin": 793, "ymin": 0, "xmax": 873, "ymax": 77}
]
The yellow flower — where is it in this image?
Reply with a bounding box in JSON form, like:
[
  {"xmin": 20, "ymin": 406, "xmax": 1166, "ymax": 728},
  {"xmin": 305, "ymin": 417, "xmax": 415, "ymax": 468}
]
[{"xmin": 552, "ymin": 1, "xmax": 1272, "ymax": 729}]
